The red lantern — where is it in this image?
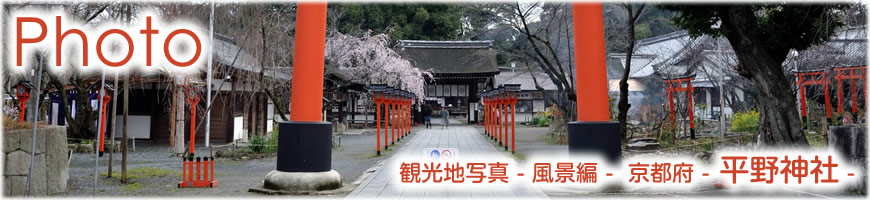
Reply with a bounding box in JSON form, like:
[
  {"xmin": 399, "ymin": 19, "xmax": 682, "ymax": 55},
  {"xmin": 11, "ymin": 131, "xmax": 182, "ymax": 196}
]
[{"xmin": 12, "ymin": 81, "xmax": 34, "ymax": 122}]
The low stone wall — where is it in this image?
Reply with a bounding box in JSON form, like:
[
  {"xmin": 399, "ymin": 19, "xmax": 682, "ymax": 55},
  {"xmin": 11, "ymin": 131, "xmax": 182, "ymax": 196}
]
[
  {"xmin": 3, "ymin": 126, "xmax": 69, "ymax": 196},
  {"xmin": 829, "ymin": 125, "xmax": 866, "ymax": 192}
]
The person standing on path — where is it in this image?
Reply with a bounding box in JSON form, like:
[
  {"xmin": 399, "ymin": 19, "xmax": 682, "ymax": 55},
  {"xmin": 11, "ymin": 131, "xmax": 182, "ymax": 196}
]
[
  {"xmin": 441, "ymin": 108, "xmax": 450, "ymax": 129},
  {"xmin": 423, "ymin": 105, "xmax": 433, "ymax": 129}
]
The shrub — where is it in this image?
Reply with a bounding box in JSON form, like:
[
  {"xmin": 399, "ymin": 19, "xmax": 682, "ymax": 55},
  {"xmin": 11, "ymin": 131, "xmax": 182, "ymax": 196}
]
[
  {"xmin": 247, "ymin": 132, "xmax": 278, "ymax": 153},
  {"xmin": 530, "ymin": 112, "xmax": 550, "ymax": 127},
  {"xmin": 657, "ymin": 125, "xmax": 676, "ymax": 149},
  {"xmin": 730, "ymin": 110, "xmax": 759, "ymax": 133}
]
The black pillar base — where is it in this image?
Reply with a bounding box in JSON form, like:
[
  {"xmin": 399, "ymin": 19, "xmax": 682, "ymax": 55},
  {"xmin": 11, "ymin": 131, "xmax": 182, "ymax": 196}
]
[
  {"xmin": 277, "ymin": 121, "xmax": 332, "ymax": 172},
  {"xmin": 690, "ymin": 128, "xmax": 696, "ymax": 139},
  {"xmin": 568, "ymin": 121, "xmax": 621, "ymax": 164},
  {"xmin": 384, "ymin": 146, "xmax": 388, "ymax": 150},
  {"xmin": 504, "ymin": 146, "xmax": 508, "ymax": 151},
  {"xmin": 376, "ymin": 151, "xmax": 381, "ymax": 156}
]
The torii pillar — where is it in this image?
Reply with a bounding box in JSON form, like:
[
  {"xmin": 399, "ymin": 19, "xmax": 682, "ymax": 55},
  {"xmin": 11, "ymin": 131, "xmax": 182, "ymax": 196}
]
[
  {"xmin": 262, "ymin": 2, "xmax": 341, "ymax": 192},
  {"xmin": 567, "ymin": 3, "xmax": 621, "ymax": 163}
]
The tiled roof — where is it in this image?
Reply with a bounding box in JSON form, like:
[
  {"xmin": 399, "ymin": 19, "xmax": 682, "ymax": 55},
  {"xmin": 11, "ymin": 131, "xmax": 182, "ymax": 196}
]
[{"xmin": 398, "ymin": 40, "xmax": 499, "ymax": 74}]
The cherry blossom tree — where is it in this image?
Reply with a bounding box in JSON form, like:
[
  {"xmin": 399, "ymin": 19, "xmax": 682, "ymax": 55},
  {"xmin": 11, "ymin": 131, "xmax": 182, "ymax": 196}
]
[{"xmin": 325, "ymin": 31, "xmax": 431, "ymax": 101}]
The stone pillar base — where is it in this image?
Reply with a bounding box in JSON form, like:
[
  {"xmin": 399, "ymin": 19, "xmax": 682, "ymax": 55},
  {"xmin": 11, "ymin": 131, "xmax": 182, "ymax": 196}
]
[
  {"xmin": 568, "ymin": 121, "xmax": 621, "ymax": 163},
  {"xmin": 263, "ymin": 170, "xmax": 341, "ymax": 191}
]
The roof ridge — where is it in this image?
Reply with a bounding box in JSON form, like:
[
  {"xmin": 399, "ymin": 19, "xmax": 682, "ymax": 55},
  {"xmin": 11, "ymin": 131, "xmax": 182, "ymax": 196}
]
[
  {"xmin": 399, "ymin": 40, "xmax": 493, "ymax": 49},
  {"xmin": 636, "ymin": 30, "xmax": 689, "ymax": 46}
]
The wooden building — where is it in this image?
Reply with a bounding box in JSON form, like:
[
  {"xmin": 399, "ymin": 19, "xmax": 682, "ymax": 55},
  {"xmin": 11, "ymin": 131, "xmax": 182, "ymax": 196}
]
[
  {"xmin": 46, "ymin": 34, "xmax": 283, "ymax": 145},
  {"xmin": 398, "ymin": 40, "xmax": 499, "ymax": 124}
]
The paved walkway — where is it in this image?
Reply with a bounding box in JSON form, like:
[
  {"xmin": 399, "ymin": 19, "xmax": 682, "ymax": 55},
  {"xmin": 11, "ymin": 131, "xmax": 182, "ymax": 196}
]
[{"xmin": 346, "ymin": 125, "xmax": 548, "ymax": 199}]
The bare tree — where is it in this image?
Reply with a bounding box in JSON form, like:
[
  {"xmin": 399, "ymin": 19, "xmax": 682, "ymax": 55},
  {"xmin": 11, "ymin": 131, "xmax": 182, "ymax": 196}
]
[
  {"xmin": 491, "ymin": 2, "xmax": 577, "ymax": 142},
  {"xmin": 616, "ymin": 3, "xmax": 646, "ymax": 143}
]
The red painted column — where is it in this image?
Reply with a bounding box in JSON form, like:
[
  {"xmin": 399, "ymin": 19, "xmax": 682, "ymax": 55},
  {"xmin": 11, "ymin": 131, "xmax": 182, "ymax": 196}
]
[
  {"xmin": 490, "ymin": 98, "xmax": 494, "ymax": 139},
  {"xmin": 18, "ymin": 100, "xmax": 27, "ymax": 122},
  {"xmin": 399, "ymin": 99, "xmax": 404, "ymax": 138},
  {"xmin": 408, "ymin": 99, "xmax": 411, "ymax": 134},
  {"xmin": 510, "ymin": 95, "xmax": 516, "ymax": 154},
  {"xmin": 17, "ymin": 95, "xmax": 28, "ymax": 123},
  {"xmin": 188, "ymin": 95, "xmax": 199, "ymax": 154},
  {"xmin": 270, "ymin": 2, "xmax": 335, "ymax": 177},
  {"xmin": 98, "ymin": 91, "xmax": 112, "ymax": 153},
  {"xmin": 402, "ymin": 100, "xmax": 405, "ymax": 137},
  {"xmin": 494, "ymin": 97, "xmax": 498, "ymax": 143},
  {"xmin": 392, "ymin": 98, "xmax": 397, "ymax": 144},
  {"xmin": 492, "ymin": 97, "xmax": 496, "ymax": 140},
  {"xmin": 393, "ymin": 99, "xmax": 405, "ymax": 143},
  {"xmin": 375, "ymin": 95, "xmax": 381, "ymax": 155},
  {"xmin": 289, "ymin": 2, "xmax": 328, "ymax": 122},
  {"xmin": 487, "ymin": 97, "xmax": 495, "ymax": 139},
  {"xmin": 503, "ymin": 94, "xmax": 509, "ymax": 150},
  {"xmin": 403, "ymin": 99, "xmax": 407, "ymax": 137},
  {"xmin": 388, "ymin": 97, "xmax": 393, "ymax": 145},
  {"xmin": 851, "ymin": 78, "xmax": 858, "ymax": 114},
  {"xmin": 572, "ymin": 3, "xmax": 609, "ymax": 121},
  {"xmin": 402, "ymin": 99, "xmax": 406, "ymax": 136},
  {"xmin": 386, "ymin": 96, "xmax": 391, "ymax": 148},
  {"xmin": 497, "ymin": 97, "xmax": 502, "ymax": 145}
]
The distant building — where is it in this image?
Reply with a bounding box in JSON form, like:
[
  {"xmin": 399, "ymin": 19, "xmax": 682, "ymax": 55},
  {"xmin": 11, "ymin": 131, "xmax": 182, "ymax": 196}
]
[
  {"xmin": 493, "ymin": 63, "xmax": 557, "ymax": 123},
  {"xmin": 42, "ymin": 33, "xmax": 283, "ymax": 145},
  {"xmin": 609, "ymin": 25, "xmax": 867, "ymax": 121},
  {"xmin": 398, "ymin": 40, "xmax": 500, "ymax": 124}
]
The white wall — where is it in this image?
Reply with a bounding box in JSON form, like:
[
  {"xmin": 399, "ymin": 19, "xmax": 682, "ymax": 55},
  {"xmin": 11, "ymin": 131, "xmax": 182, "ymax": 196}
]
[{"xmin": 113, "ymin": 115, "xmax": 151, "ymax": 139}]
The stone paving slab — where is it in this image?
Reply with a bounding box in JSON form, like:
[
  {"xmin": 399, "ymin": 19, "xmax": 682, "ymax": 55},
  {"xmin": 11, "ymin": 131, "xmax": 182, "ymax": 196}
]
[{"xmin": 347, "ymin": 126, "xmax": 548, "ymax": 199}]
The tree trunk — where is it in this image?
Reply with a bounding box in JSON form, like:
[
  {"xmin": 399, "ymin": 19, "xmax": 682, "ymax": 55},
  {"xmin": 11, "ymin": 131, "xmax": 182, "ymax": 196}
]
[
  {"xmin": 122, "ymin": 73, "xmax": 129, "ymax": 183},
  {"xmin": 618, "ymin": 34, "xmax": 635, "ymax": 144},
  {"xmin": 169, "ymin": 88, "xmax": 177, "ymax": 148},
  {"xmin": 174, "ymin": 85, "xmax": 186, "ymax": 154},
  {"xmin": 721, "ymin": 7, "xmax": 808, "ymax": 146},
  {"xmin": 618, "ymin": 4, "xmax": 644, "ymax": 144},
  {"xmin": 108, "ymin": 73, "xmax": 118, "ymax": 177}
]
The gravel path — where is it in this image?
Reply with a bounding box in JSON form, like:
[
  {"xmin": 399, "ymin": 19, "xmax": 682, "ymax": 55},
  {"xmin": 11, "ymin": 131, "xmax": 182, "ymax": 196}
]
[{"xmin": 59, "ymin": 127, "xmax": 420, "ymax": 197}]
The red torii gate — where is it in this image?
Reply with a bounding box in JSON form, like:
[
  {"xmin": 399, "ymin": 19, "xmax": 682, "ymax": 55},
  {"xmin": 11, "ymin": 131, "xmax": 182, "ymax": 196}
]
[
  {"xmin": 794, "ymin": 69, "xmax": 833, "ymax": 125},
  {"xmin": 833, "ymin": 65, "xmax": 866, "ymax": 121},
  {"xmin": 795, "ymin": 65, "xmax": 866, "ymax": 125},
  {"xmin": 664, "ymin": 75, "xmax": 695, "ymax": 139}
]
